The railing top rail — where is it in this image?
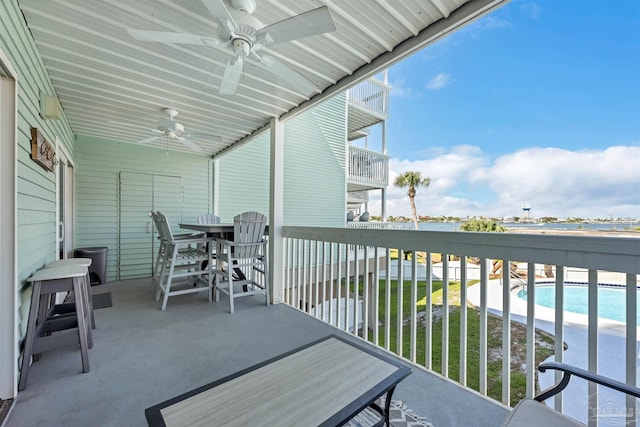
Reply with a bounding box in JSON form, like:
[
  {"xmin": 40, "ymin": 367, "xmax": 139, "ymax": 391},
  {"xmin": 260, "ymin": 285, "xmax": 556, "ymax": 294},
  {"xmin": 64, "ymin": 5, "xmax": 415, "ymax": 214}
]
[
  {"xmin": 281, "ymin": 226, "xmax": 640, "ymax": 275},
  {"xmin": 349, "ymin": 145, "xmax": 390, "ymax": 157},
  {"xmin": 348, "ymin": 77, "xmax": 392, "ymax": 92}
]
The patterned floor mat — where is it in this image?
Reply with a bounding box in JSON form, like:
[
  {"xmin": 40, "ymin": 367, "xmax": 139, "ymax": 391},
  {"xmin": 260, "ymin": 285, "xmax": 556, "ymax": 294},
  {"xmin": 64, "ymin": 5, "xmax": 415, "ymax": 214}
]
[{"xmin": 346, "ymin": 399, "xmax": 433, "ymax": 427}]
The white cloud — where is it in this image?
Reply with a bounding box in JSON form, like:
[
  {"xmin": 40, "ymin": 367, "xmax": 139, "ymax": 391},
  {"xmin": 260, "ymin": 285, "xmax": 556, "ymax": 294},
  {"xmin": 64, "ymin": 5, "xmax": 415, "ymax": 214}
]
[
  {"xmin": 389, "ymin": 77, "xmax": 419, "ymax": 98},
  {"xmin": 426, "ymin": 73, "xmax": 452, "ymax": 90},
  {"xmin": 476, "ymin": 16, "xmax": 513, "ymax": 29},
  {"xmin": 368, "ymin": 145, "xmax": 640, "ymax": 220},
  {"xmin": 520, "ymin": 2, "xmax": 542, "ymax": 19},
  {"xmin": 461, "ymin": 14, "xmax": 513, "ymax": 39}
]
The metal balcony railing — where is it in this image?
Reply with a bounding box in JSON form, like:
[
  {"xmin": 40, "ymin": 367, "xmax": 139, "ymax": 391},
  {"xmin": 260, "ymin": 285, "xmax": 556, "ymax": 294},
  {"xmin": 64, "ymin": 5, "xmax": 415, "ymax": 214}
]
[
  {"xmin": 281, "ymin": 226, "xmax": 640, "ymax": 425},
  {"xmin": 347, "ymin": 78, "xmax": 390, "ymax": 118},
  {"xmin": 348, "ymin": 146, "xmax": 388, "ymax": 187}
]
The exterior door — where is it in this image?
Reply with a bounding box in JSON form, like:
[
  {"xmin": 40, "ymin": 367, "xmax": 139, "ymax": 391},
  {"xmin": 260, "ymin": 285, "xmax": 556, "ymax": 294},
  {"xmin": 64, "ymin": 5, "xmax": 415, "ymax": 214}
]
[
  {"xmin": 56, "ymin": 145, "xmax": 74, "ymax": 259},
  {"xmin": 118, "ymin": 172, "xmax": 183, "ymax": 279}
]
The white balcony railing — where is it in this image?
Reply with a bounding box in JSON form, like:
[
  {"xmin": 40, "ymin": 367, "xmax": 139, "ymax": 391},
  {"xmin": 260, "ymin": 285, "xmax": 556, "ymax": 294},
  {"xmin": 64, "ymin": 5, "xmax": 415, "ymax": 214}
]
[
  {"xmin": 347, "ymin": 222, "xmax": 415, "ymax": 230},
  {"xmin": 347, "ymin": 190, "xmax": 369, "ymax": 204},
  {"xmin": 348, "ymin": 146, "xmax": 388, "ymax": 187},
  {"xmin": 281, "ymin": 227, "xmax": 640, "ymax": 426},
  {"xmin": 347, "ymin": 78, "xmax": 390, "ymax": 118}
]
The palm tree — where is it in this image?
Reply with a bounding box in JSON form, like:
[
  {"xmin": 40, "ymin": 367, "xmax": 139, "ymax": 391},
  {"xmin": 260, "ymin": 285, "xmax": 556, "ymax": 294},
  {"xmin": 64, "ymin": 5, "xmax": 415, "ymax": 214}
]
[{"xmin": 394, "ymin": 171, "xmax": 431, "ymax": 230}]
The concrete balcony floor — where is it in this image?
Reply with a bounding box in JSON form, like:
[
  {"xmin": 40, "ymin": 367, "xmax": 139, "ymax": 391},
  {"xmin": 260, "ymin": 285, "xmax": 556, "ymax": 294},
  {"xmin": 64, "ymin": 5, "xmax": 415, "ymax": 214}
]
[{"xmin": 5, "ymin": 279, "xmax": 509, "ymax": 427}]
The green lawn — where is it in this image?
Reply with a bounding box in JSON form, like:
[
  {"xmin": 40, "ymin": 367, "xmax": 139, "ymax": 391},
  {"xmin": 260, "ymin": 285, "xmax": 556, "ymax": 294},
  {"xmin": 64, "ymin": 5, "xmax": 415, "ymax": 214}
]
[{"xmin": 364, "ymin": 278, "xmax": 555, "ymax": 406}]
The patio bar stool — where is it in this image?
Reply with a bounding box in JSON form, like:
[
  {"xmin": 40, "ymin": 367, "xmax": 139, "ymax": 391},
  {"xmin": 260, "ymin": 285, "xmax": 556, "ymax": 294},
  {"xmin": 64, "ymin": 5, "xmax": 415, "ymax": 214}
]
[
  {"xmin": 19, "ymin": 265, "xmax": 92, "ymax": 391},
  {"xmin": 45, "ymin": 258, "xmax": 95, "ymax": 330}
]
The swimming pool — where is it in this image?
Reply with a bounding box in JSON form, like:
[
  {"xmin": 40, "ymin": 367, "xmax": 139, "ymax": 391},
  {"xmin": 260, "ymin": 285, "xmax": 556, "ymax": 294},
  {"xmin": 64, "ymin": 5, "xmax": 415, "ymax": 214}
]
[{"xmin": 517, "ymin": 284, "xmax": 640, "ymax": 326}]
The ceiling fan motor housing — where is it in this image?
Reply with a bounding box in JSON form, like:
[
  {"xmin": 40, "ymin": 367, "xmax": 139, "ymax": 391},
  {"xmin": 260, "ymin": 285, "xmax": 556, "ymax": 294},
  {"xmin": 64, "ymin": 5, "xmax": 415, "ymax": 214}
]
[
  {"xmin": 158, "ymin": 117, "xmax": 184, "ymax": 135},
  {"xmin": 217, "ymin": 5, "xmax": 262, "ymax": 48}
]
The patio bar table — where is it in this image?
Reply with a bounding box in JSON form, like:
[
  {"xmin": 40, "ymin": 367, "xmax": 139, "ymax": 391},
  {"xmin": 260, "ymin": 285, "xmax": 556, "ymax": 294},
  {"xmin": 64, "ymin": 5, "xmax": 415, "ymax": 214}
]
[{"xmin": 179, "ymin": 223, "xmax": 269, "ymax": 236}]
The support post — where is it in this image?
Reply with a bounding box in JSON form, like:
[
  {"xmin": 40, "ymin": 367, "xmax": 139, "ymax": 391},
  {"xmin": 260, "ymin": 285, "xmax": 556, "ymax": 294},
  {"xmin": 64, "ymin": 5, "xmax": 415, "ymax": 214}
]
[
  {"xmin": 212, "ymin": 159, "xmax": 219, "ymax": 216},
  {"xmin": 269, "ymin": 117, "xmax": 285, "ymax": 304}
]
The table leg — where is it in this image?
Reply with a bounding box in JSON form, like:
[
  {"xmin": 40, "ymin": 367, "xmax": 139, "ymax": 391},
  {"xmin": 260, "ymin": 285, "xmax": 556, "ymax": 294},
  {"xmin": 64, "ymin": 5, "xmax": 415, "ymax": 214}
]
[
  {"xmin": 18, "ymin": 281, "xmax": 42, "ymax": 391},
  {"xmin": 367, "ymin": 385, "xmax": 397, "ymax": 427},
  {"xmin": 383, "ymin": 386, "xmax": 396, "ymax": 426}
]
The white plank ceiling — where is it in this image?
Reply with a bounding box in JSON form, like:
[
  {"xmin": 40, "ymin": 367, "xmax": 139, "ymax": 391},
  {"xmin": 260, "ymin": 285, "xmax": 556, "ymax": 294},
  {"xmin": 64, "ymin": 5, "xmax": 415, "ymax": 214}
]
[{"xmin": 17, "ymin": 0, "xmax": 506, "ymax": 157}]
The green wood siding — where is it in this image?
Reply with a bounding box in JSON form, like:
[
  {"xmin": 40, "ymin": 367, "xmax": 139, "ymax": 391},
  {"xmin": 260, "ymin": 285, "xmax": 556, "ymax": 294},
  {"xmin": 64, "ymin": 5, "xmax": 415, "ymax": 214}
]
[
  {"xmin": 284, "ymin": 94, "xmax": 347, "ymax": 227},
  {"xmin": 217, "ymin": 95, "xmax": 347, "ymax": 227},
  {"xmin": 216, "ymin": 133, "xmax": 270, "ymax": 221},
  {"xmin": 0, "ymin": 1, "xmax": 75, "ymax": 338},
  {"xmin": 75, "ymin": 136, "xmax": 211, "ymax": 281}
]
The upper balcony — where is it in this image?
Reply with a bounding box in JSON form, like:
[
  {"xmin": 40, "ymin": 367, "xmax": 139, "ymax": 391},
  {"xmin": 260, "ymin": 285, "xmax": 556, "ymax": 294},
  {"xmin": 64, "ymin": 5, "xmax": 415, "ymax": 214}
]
[
  {"xmin": 348, "ymin": 146, "xmax": 389, "ymax": 190},
  {"xmin": 347, "ymin": 78, "xmax": 391, "ymax": 138}
]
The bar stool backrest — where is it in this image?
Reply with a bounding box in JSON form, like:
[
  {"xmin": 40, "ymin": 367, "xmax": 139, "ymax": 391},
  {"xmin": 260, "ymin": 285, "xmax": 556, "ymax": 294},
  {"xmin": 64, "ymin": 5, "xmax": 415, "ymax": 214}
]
[
  {"xmin": 196, "ymin": 214, "xmax": 220, "ymax": 224},
  {"xmin": 154, "ymin": 211, "xmax": 175, "ymax": 242},
  {"xmin": 233, "ymin": 211, "xmax": 267, "ymax": 259}
]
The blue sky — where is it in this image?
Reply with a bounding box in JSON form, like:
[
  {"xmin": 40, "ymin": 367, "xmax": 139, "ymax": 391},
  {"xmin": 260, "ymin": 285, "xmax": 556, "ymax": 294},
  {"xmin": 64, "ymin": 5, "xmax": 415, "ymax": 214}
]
[{"xmin": 367, "ymin": 0, "xmax": 640, "ymax": 220}]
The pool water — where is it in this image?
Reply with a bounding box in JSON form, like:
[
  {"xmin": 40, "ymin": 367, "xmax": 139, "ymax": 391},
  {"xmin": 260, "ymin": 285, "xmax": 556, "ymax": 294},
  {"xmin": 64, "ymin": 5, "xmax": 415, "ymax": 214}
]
[{"xmin": 517, "ymin": 285, "xmax": 640, "ymax": 326}]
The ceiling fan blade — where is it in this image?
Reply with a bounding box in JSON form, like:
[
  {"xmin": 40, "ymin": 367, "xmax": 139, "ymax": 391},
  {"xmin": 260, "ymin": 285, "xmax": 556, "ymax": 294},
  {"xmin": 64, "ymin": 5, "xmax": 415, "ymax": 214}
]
[
  {"xmin": 256, "ymin": 6, "xmax": 336, "ymax": 46},
  {"xmin": 127, "ymin": 29, "xmax": 219, "ymax": 46},
  {"xmin": 219, "ymin": 58, "xmax": 244, "ymax": 95},
  {"xmin": 185, "ymin": 133, "xmax": 223, "ymax": 143},
  {"xmin": 177, "ymin": 137, "xmax": 203, "ymax": 152},
  {"xmin": 200, "ymin": 0, "xmax": 237, "ymax": 33},
  {"xmin": 137, "ymin": 135, "xmax": 162, "ymax": 144},
  {"xmin": 254, "ymin": 55, "xmax": 316, "ymax": 94}
]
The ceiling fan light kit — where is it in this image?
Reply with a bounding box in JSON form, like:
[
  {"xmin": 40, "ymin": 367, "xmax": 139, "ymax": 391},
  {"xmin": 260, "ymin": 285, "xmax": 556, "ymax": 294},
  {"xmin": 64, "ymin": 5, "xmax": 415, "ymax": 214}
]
[{"xmin": 127, "ymin": 0, "xmax": 337, "ymax": 96}]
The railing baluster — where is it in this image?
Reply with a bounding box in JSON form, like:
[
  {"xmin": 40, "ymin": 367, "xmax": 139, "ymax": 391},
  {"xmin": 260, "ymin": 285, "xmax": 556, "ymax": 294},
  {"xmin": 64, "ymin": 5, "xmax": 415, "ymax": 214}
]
[
  {"xmin": 282, "ymin": 237, "xmax": 293, "ymax": 305},
  {"xmin": 502, "ymin": 259, "xmax": 511, "ymax": 405},
  {"xmin": 625, "ymin": 272, "xmax": 638, "ymax": 424},
  {"xmin": 328, "ymin": 243, "xmax": 335, "ymax": 326},
  {"xmin": 397, "ymin": 250, "xmax": 404, "ymax": 357},
  {"xmin": 320, "ymin": 241, "xmax": 327, "ymax": 322},
  {"xmin": 554, "ymin": 265, "xmax": 565, "ymax": 412},
  {"xmin": 294, "ymin": 239, "xmax": 300, "ymax": 308},
  {"xmin": 587, "ymin": 269, "xmax": 598, "ymax": 427},
  {"xmin": 385, "ymin": 250, "xmax": 391, "ymax": 351},
  {"xmin": 336, "ymin": 243, "xmax": 342, "ymax": 329},
  {"xmin": 354, "ymin": 245, "xmax": 360, "ymax": 336},
  {"xmin": 373, "ymin": 246, "xmax": 380, "ymax": 346},
  {"xmin": 525, "ymin": 262, "xmax": 536, "ymax": 399},
  {"xmin": 442, "ymin": 254, "xmax": 449, "ymax": 377},
  {"xmin": 460, "ymin": 256, "xmax": 468, "ymax": 386},
  {"xmin": 410, "ymin": 256, "xmax": 417, "ymax": 363},
  {"xmin": 345, "ymin": 244, "xmax": 351, "ymax": 333},
  {"xmin": 302, "ymin": 240, "xmax": 308, "ymax": 312},
  {"xmin": 442, "ymin": 255, "xmax": 449, "ymax": 377},
  {"xmin": 363, "ymin": 245, "xmax": 370, "ymax": 340},
  {"xmin": 314, "ymin": 241, "xmax": 320, "ymax": 317},
  {"xmin": 425, "ymin": 251, "xmax": 433, "ymax": 370},
  {"xmin": 479, "ymin": 258, "xmax": 488, "ymax": 395}
]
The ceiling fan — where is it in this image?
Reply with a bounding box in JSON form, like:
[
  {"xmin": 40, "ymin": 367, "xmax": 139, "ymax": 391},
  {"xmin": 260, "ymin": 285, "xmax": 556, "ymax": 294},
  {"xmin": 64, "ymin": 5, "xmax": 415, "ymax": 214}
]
[
  {"xmin": 127, "ymin": 0, "xmax": 336, "ymax": 95},
  {"xmin": 136, "ymin": 108, "xmax": 222, "ymax": 152}
]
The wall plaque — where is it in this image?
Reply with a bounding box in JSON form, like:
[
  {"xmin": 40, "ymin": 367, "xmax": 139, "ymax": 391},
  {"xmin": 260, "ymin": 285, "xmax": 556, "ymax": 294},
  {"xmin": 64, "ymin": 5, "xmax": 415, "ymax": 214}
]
[{"xmin": 30, "ymin": 128, "xmax": 58, "ymax": 172}]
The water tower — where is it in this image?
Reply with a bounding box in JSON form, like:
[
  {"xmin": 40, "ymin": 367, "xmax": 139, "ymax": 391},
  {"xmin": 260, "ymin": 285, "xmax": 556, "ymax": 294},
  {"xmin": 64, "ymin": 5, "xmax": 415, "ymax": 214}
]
[{"xmin": 522, "ymin": 204, "xmax": 531, "ymax": 220}]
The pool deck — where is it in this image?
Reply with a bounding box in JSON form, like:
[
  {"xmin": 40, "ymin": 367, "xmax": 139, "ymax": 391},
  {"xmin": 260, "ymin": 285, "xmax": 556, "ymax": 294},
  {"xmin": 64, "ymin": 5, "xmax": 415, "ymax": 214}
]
[{"xmin": 467, "ymin": 276, "xmax": 640, "ymax": 424}]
